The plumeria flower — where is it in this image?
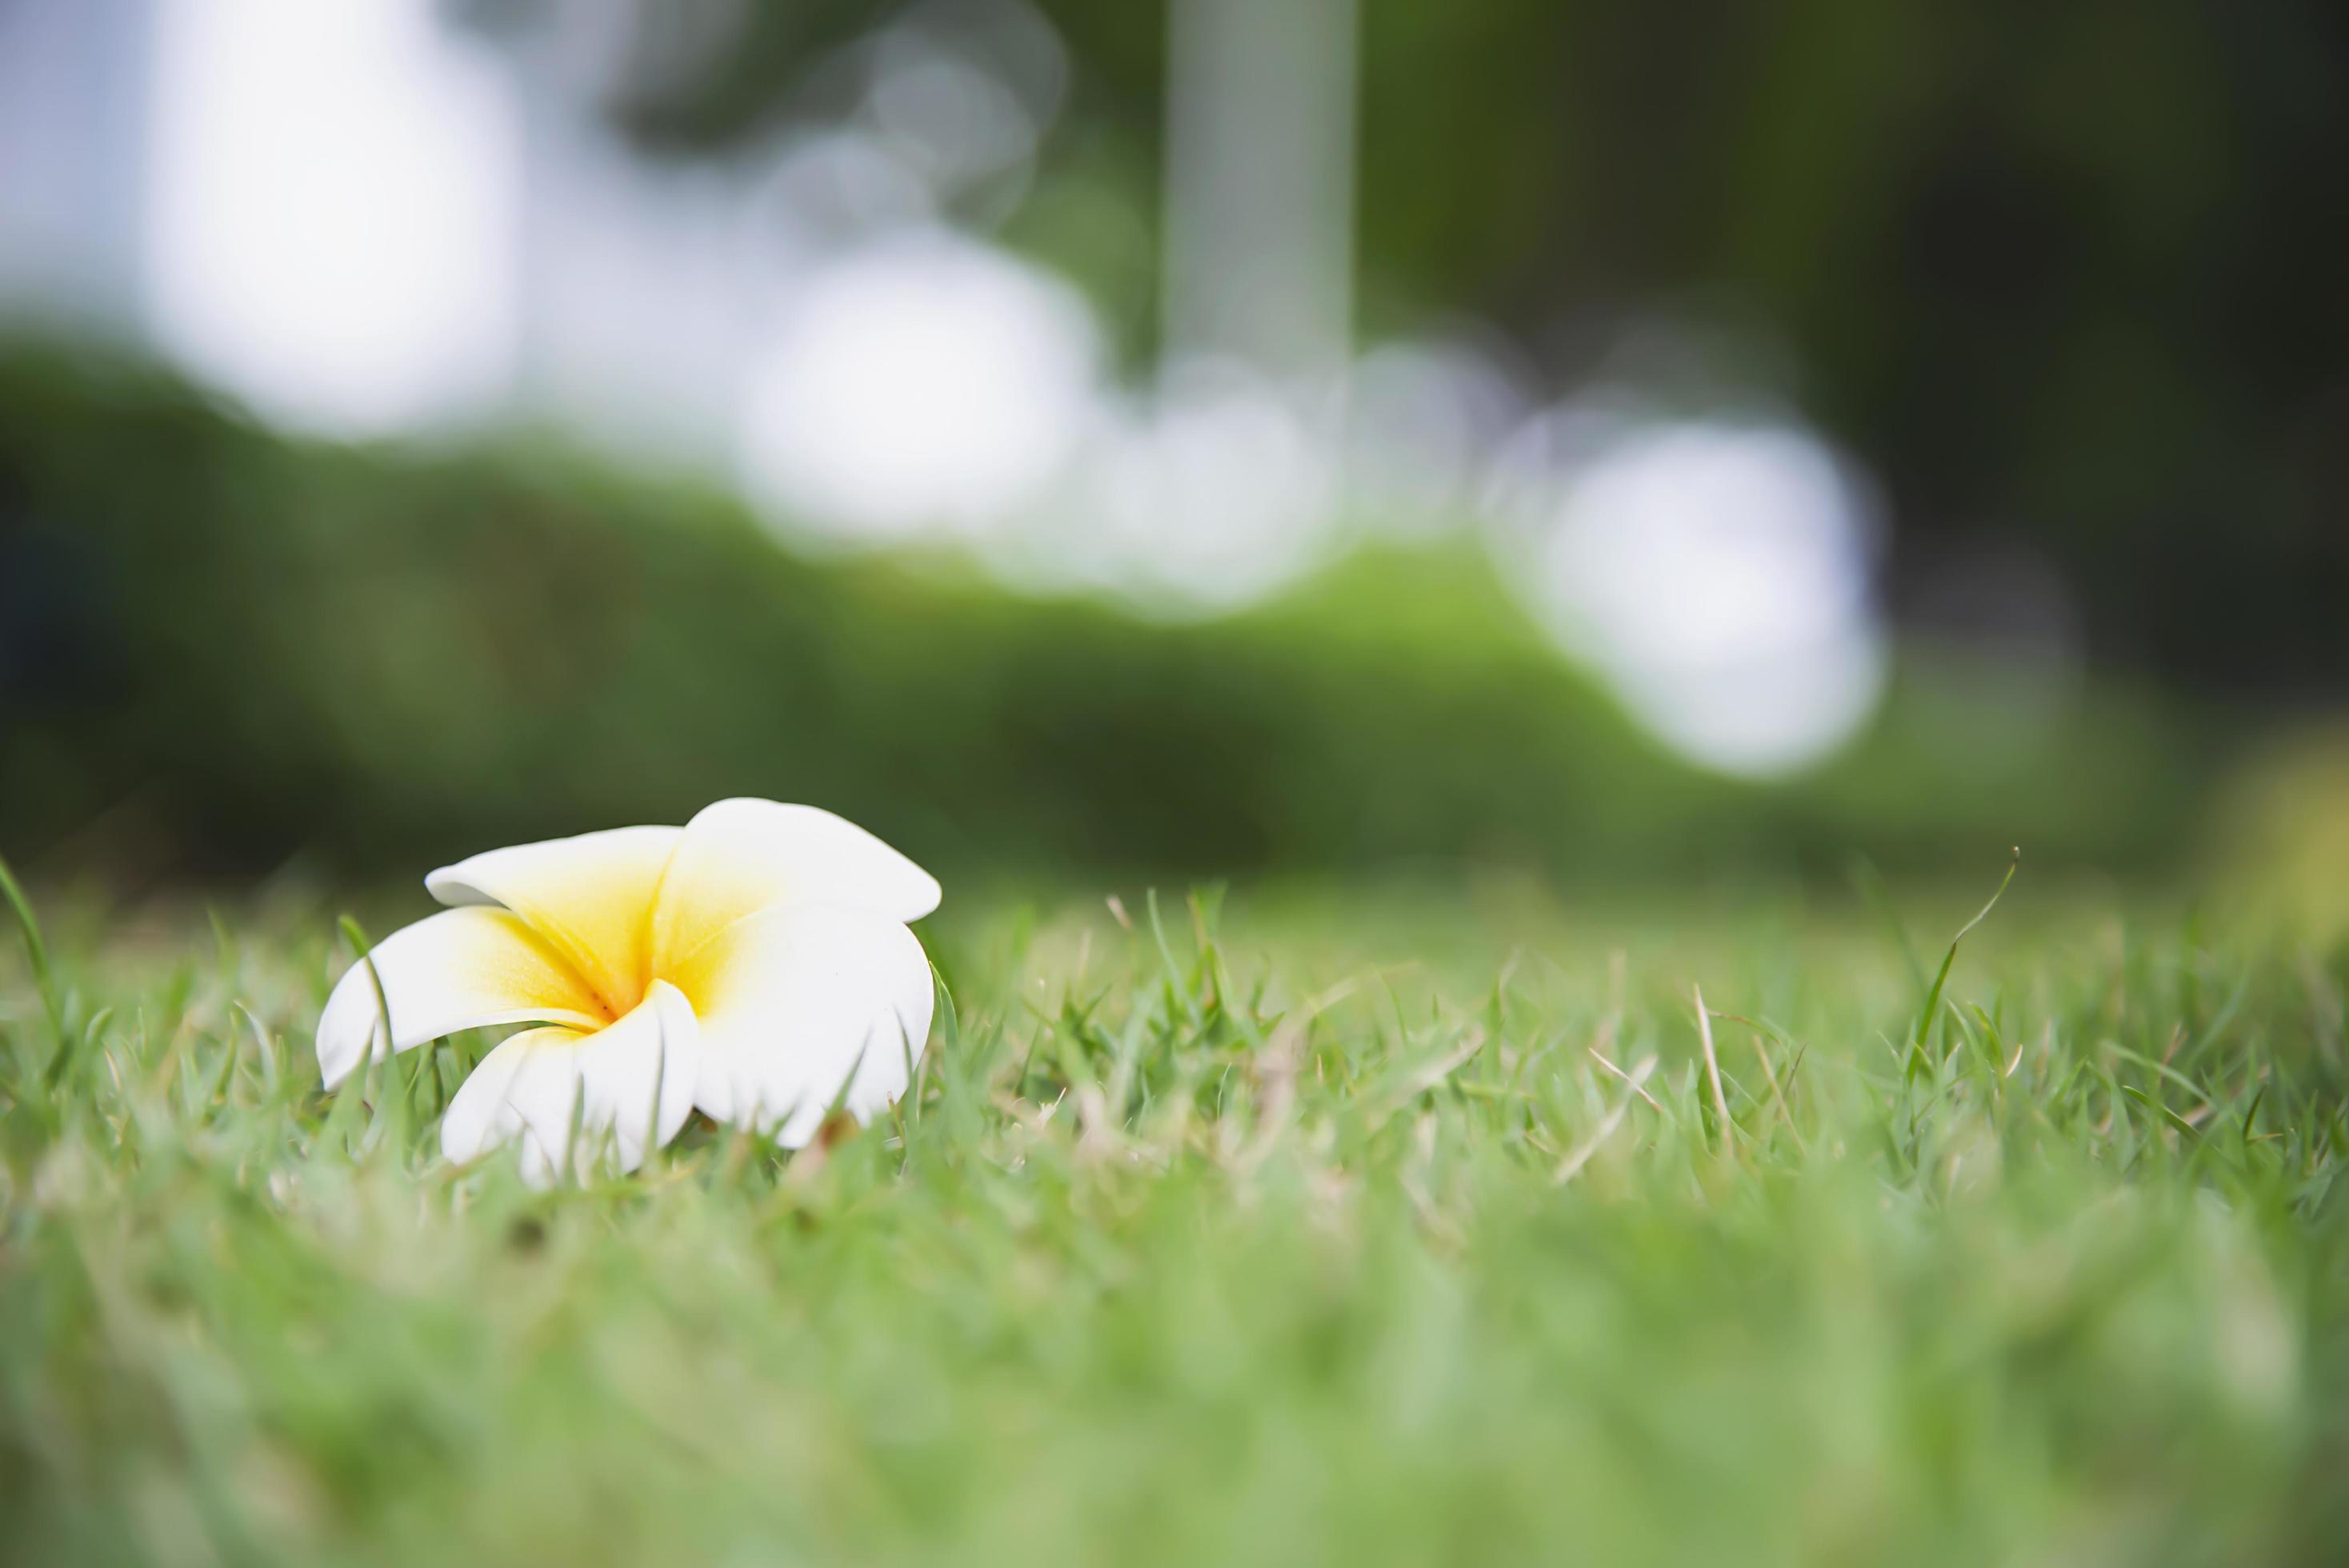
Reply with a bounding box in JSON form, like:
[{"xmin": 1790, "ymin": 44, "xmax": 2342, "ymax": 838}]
[{"xmin": 316, "ymin": 799, "xmax": 938, "ymax": 1181}]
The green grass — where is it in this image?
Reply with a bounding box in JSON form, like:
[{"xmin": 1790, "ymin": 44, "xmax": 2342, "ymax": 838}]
[{"xmin": 2, "ymin": 878, "xmax": 2347, "ymax": 1566}]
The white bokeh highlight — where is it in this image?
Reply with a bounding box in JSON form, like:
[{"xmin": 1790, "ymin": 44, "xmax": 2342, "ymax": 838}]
[
  {"xmin": 1515, "ymin": 419, "xmax": 1888, "ymax": 777},
  {"xmin": 142, "ymin": 0, "xmax": 518, "ymax": 436},
  {"xmin": 1043, "ymin": 364, "xmax": 1336, "ymax": 611},
  {"xmin": 736, "ymin": 229, "xmax": 1102, "ymax": 539}
]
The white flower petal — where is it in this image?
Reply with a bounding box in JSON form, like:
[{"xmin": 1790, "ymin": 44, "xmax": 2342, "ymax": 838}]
[
  {"xmin": 316, "ymin": 907, "xmax": 606, "ymax": 1090},
  {"xmin": 438, "ymin": 982, "xmax": 701, "ymax": 1182},
  {"xmin": 425, "ymin": 825, "xmax": 682, "ymax": 1018},
  {"xmin": 669, "ymin": 902, "xmax": 934, "ymax": 1147},
  {"xmin": 438, "ymin": 1025, "xmax": 575, "ymax": 1166},
  {"xmin": 650, "ymin": 798, "xmax": 940, "ymax": 973}
]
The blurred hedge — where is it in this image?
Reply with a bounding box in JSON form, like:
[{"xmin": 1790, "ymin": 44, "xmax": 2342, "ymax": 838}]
[{"xmin": 0, "ymin": 346, "xmax": 2217, "ymax": 890}]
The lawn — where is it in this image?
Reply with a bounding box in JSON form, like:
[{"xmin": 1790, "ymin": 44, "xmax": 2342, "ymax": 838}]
[{"xmin": 2, "ymin": 874, "xmax": 2345, "ymax": 1566}]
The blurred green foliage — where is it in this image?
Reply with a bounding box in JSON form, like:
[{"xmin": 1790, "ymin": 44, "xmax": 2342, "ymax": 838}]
[
  {"xmin": 531, "ymin": 0, "xmax": 2349, "ymax": 692},
  {"xmin": 0, "ymin": 346, "xmax": 2216, "ymax": 886}
]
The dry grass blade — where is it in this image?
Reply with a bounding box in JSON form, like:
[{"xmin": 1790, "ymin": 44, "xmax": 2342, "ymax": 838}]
[
  {"xmin": 1588, "ymin": 1044, "xmax": 1663, "ymax": 1111},
  {"xmin": 1554, "ymin": 1055, "xmax": 1659, "ymax": 1185},
  {"xmin": 1695, "ymin": 986, "xmax": 1731, "ymax": 1146},
  {"xmin": 1235, "ymin": 974, "xmax": 1369, "ymax": 1170}
]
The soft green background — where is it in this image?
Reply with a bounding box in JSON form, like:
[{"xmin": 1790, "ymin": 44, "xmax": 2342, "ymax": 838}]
[{"xmin": 0, "ymin": 349, "xmax": 2223, "ymax": 892}]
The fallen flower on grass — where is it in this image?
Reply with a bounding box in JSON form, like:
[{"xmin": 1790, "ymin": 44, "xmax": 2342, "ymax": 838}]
[{"xmin": 315, "ymin": 798, "xmax": 938, "ymax": 1180}]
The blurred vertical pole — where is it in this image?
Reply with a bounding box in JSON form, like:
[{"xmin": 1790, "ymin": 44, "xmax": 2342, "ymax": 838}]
[{"xmin": 1162, "ymin": 0, "xmax": 1358, "ymax": 393}]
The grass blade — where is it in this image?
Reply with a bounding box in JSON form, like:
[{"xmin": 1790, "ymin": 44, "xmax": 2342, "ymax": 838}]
[
  {"xmin": 0, "ymin": 850, "xmax": 66, "ymax": 1065},
  {"xmin": 1911, "ymin": 848, "xmax": 2022, "ymax": 1071}
]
